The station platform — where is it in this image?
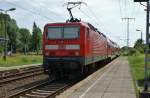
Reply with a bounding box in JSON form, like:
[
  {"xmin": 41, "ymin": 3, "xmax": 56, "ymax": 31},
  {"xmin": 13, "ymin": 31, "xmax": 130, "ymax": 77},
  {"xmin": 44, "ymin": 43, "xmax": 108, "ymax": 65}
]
[{"xmin": 57, "ymin": 57, "xmax": 136, "ymax": 98}]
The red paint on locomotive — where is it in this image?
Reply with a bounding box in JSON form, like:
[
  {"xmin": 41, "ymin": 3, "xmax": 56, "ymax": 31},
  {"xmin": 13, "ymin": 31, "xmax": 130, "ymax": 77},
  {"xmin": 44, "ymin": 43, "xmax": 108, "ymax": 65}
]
[{"xmin": 42, "ymin": 21, "xmax": 119, "ymax": 75}]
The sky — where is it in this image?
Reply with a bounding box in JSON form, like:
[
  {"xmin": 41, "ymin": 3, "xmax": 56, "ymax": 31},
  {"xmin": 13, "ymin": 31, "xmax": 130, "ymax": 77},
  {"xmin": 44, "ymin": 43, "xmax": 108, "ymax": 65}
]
[{"xmin": 0, "ymin": 0, "xmax": 147, "ymax": 47}]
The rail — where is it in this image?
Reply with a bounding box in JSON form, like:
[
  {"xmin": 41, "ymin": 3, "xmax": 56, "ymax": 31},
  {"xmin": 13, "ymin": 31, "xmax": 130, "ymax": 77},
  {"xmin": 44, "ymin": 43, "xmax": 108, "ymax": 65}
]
[{"xmin": 0, "ymin": 65, "xmax": 44, "ymax": 84}]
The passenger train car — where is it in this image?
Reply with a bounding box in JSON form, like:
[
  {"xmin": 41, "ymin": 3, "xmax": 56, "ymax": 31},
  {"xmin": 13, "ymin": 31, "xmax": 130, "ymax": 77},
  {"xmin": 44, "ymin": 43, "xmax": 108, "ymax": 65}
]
[{"xmin": 42, "ymin": 21, "xmax": 119, "ymax": 77}]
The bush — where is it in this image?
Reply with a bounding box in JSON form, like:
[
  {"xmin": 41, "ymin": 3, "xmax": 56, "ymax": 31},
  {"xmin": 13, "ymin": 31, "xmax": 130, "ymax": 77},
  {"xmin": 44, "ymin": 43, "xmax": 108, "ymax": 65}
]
[
  {"xmin": 0, "ymin": 45, "xmax": 3, "ymax": 56},
  {"xmin": 128, "ymin": 48, "xmax": 140, "ymax": 56},
  {"xmin": 122, "ymin": 47, "xmax": 141, "ymax": 56}
]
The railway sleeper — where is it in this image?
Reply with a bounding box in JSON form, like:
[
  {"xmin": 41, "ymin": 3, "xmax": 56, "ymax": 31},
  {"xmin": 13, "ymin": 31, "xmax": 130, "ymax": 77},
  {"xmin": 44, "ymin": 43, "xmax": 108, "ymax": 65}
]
[
  {"xmin": 24, "ymin": 93, "xmax": 48, "ymax": 98},
  {"xmin": 36, "ymin": 89, "xmax": 55, "ymax": 93},
  {"xmin": 31, "ymin": 91, "xmax": 51, "ymax": 95}
]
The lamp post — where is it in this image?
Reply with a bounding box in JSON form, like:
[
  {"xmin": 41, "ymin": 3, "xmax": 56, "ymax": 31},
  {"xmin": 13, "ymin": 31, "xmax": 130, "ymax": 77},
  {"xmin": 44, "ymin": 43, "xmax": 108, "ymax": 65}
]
[
  {"xmin": 136, "ymin": 29, "xmax": 143, "ymax": 40},
  {"xmin": 0, "ymin": 8, "xmax": 16, "ymax": 61}
]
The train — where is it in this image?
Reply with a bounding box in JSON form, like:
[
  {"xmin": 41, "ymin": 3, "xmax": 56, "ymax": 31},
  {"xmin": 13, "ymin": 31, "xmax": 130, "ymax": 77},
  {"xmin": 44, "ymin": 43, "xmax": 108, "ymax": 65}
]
[{"xmin": 42, "ymin": 21, "xmax": 120, "ymax": 78}]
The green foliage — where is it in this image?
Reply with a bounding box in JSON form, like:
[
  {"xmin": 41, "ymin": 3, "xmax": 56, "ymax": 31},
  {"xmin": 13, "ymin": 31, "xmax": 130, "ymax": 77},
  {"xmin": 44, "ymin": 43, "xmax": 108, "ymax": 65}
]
[
  {"xmin": 121, "ymin": 38, "xmax": 145, "ymax": 56},
  {"xmin": 0, "ymin": 45, "xmax": 3, "ymax": 55},
  {"xmin": 0, "ymin": 13, "xmax": 42, "ymax": 56},
  {"xmin": 0, "ymin": 13, "xmax": 6, "ymax": 56},
  {"xmin": 121, "ymin": 47, "xmax": 139, "ymax": 56},
  {"xmin": 7, "ymin": 19, "xmax": 19, "ymax": 53},
  {"xmin": 19, "ymin": 28, "xmax": 31, "ymax": 55},
  {"xmin": 134, "ymin": 39, "xmax": 145, "ymax": 53},
  {"xmin": 0, "ymin": 13, "xmax": 19, "ymax": 54},
  {"xmin": 128, "ymin": 48, "xmax": 140, "ymax": 56},
  {"xmin": 0, "ymin": 13, "xmax": 6, "ymax": 37},
  {"xmin": 128, "ymin": 54, "xmax": 145, "ymax": 96},
  {"xmin": 0, "ymin": 54, "xmax": 42, "ymax": 67},
  {"xmin": 128, "ymin": 55, "xmax": 144, "ymax": 86},
  {"xmin": 31, "ymin": 22, "xmax": 42, "ymax": 54}
]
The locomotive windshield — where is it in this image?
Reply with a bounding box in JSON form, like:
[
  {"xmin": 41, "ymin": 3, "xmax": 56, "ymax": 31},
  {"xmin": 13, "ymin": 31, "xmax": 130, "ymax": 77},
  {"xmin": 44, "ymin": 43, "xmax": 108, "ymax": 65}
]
[
  {"xmin": 47, "ymin": 26, "xmax": 79, "ymax": 39},
  {"xmin": 64, "ymin": 26, "xmax": 79, "ymax": 39},
  {"xmin": 48, "ymin": 27, "xmax": 62, "ymax": 39}
]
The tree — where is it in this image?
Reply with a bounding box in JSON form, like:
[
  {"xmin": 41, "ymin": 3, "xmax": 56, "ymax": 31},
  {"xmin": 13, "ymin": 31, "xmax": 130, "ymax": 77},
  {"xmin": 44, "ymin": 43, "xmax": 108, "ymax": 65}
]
[
  {"xmin": 0, "ymin": 13, "xmax": 5, "ymax": 55},
  {"xmin": 0, "ymin": 13, "xmax": 19, "ymax": 54},
  {"xmin": 0, "ymin": 13, "xmax": 6, "ymax": 37},
  {"xmin": 31, "ymin": 22, "xmax": 42, "ymax": 54},
  {"xmin": 134, "ymin": 39, "xmax": 145, "ymax": 53},
  {"xmin": 19, "ymin": 28, "xmax": 31, "ymax": 55},
  {"xmin": 0, "ymin": 13, "xmax": 18, "ymax": 55},
  {"xmin": 7, "ymin": 19, "xmax": 19, "ymax": 53}
]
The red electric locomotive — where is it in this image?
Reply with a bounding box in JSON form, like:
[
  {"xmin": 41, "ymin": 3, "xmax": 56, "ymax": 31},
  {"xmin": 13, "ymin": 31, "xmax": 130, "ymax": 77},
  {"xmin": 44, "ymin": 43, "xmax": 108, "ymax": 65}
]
[
  {"xmin": 42, "ymin": 2, "xmax": 119, "ymax": 77},
  {"xmin": 43, "ymin": 22, "xmax": 119, "ymax": 76}
]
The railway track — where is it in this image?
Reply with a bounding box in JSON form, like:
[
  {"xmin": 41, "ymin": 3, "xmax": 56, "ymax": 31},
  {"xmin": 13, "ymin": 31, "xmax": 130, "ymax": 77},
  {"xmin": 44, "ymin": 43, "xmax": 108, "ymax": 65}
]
[
  {"xmin": 0, "ymin": 65, "xmax": 49, "ymax": 98},
  {"xmin": 2, "ymin": 58, "xmax": 115, "ymax": 98},
  {"xmin": 0, "ymin": 64, "xmax": 72, "ymax": 98},
  {"xmin": 6, "ymin": 59, "xmax": 114, "ymax": 98},
  {"xmin": 0, "ymin": 65, "xmax": 41, "ymax": 77},
  {"xmin": 7, "ymin": 79, "xmax": 78, "ymax": 98},
  {"xmin": 0, "ymin": 65, "xmax": 44, "ymax": 84}
]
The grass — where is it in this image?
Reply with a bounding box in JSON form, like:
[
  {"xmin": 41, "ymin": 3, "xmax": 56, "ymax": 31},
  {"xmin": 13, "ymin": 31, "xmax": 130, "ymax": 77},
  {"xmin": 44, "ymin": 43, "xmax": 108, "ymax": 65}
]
[
  {"xmin": 128, "ymin": 54, "xmax": 145, "ymax": 82},
  {"xmin": 0, "ymin": 54, "xmax": 42, "ymax": 67},
  {"xmin": 128, "ymin": 54, "xmax": 145, "ymax": 97}
]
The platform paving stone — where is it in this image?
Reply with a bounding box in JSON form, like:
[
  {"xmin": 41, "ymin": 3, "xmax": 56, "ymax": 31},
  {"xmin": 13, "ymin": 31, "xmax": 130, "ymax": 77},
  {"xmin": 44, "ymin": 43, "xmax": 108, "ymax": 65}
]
[{"xmin": 68, "ymin": 57, "xmax": 136, "ymax": 98}]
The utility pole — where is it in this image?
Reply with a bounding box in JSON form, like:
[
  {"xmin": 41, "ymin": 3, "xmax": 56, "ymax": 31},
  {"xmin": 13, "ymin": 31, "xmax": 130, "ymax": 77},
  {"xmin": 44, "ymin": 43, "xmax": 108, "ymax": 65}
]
[
  {"xmin": 134, "ymin": 0, "xmax": 150, "ymax": 97},
  {"xmin": 134, "ymin": 0, "xmax": 149, "ymax": 94},
  {"xmin": 122, "ymin": 18, "xmax": 135, "ymax": 47},
  {"xmin": 144, "ymin": 0, "xmax": 149, "ymax": 91}
]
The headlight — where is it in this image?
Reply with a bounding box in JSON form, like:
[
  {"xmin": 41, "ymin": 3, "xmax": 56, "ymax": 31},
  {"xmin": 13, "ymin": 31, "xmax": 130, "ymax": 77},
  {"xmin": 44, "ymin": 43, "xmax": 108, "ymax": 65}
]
[
  {"xmin": 45, "ymin": 52, "xmax": 49, "ymax": 56},
  {"xmin": 45, "ymin": 45, "xmax": 58, "ymax": 50},
  {"xmin": 75, "ymin": 51, "xmax": 79, "ymax": 56},
  {"xmin": 66, "ymin": 45, "xmax": 80, "ymax": 50}
]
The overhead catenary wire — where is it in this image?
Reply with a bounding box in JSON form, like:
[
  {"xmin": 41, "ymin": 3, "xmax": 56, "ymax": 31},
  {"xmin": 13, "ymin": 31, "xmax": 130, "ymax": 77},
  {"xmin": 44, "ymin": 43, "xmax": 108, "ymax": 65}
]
[
  {"xmin": 4, "ymin": 1, "xmax": 57, "ymax": 22},
  {"xmin": 1, "ymin": 0, "xmax": 137, "ymax": 47},
  {"xmin": 85, "ymin": 6, "xmax": 111, "ymax": 33},
  {"xmin": 78, "ymin": 8, "xmax": 101, "ymax": 28},
  {"xmin": 128, "ymin": 0, "xmax": 136, "ymax": 18},
  {"xmin": 22, "ymin": 0, "xmax": 66, "ymax": 20},
  {"xmin": 124, "ymin": 0, "xmax": 127, "ymax": 17},
  {"xmin": 78, "ymin": 8, "xmax": 110, "ymax": 37},
  {"xmin": 78, "ymin": 5, "xmax": 112, "ymax": 35},
  {"xmin": 117, "ymin": 0, "xmax": 127, "ymax": 46},
  {"xmin": 118, "ymin": 0, "xmax": 136, "ymax": 47},
  {"xmin": 77, "ymin": 2, "xmax": 124, "ymax": 41},
  {"xmin": 131, "ymin": 0, "xmax": 136, "ymax": 17},
  {"xmin": 118, "ymin": 0, "xmax": 123, "ymax": 18},
  {"xmin": 2, "ymin": 0, "xmax": 114, "ymax": 36},
  {"xmin": 85, "ymin": 5, "xmax": 120, "ymax": 39},
  {"xmin": 31, "ymin": 0, "xmax": 67, "ymax": 20}
]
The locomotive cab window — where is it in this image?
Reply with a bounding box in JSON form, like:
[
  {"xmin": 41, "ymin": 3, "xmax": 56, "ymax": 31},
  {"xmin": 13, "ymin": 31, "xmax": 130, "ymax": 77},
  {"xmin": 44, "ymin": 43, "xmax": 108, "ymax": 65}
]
[
  {"xmin": 47, "ymin": 27, "xmax": 62, "ymax": 39},
  {"xmin": 64, "ymin": 26, "xmax": 79, "ymax": 39}
]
